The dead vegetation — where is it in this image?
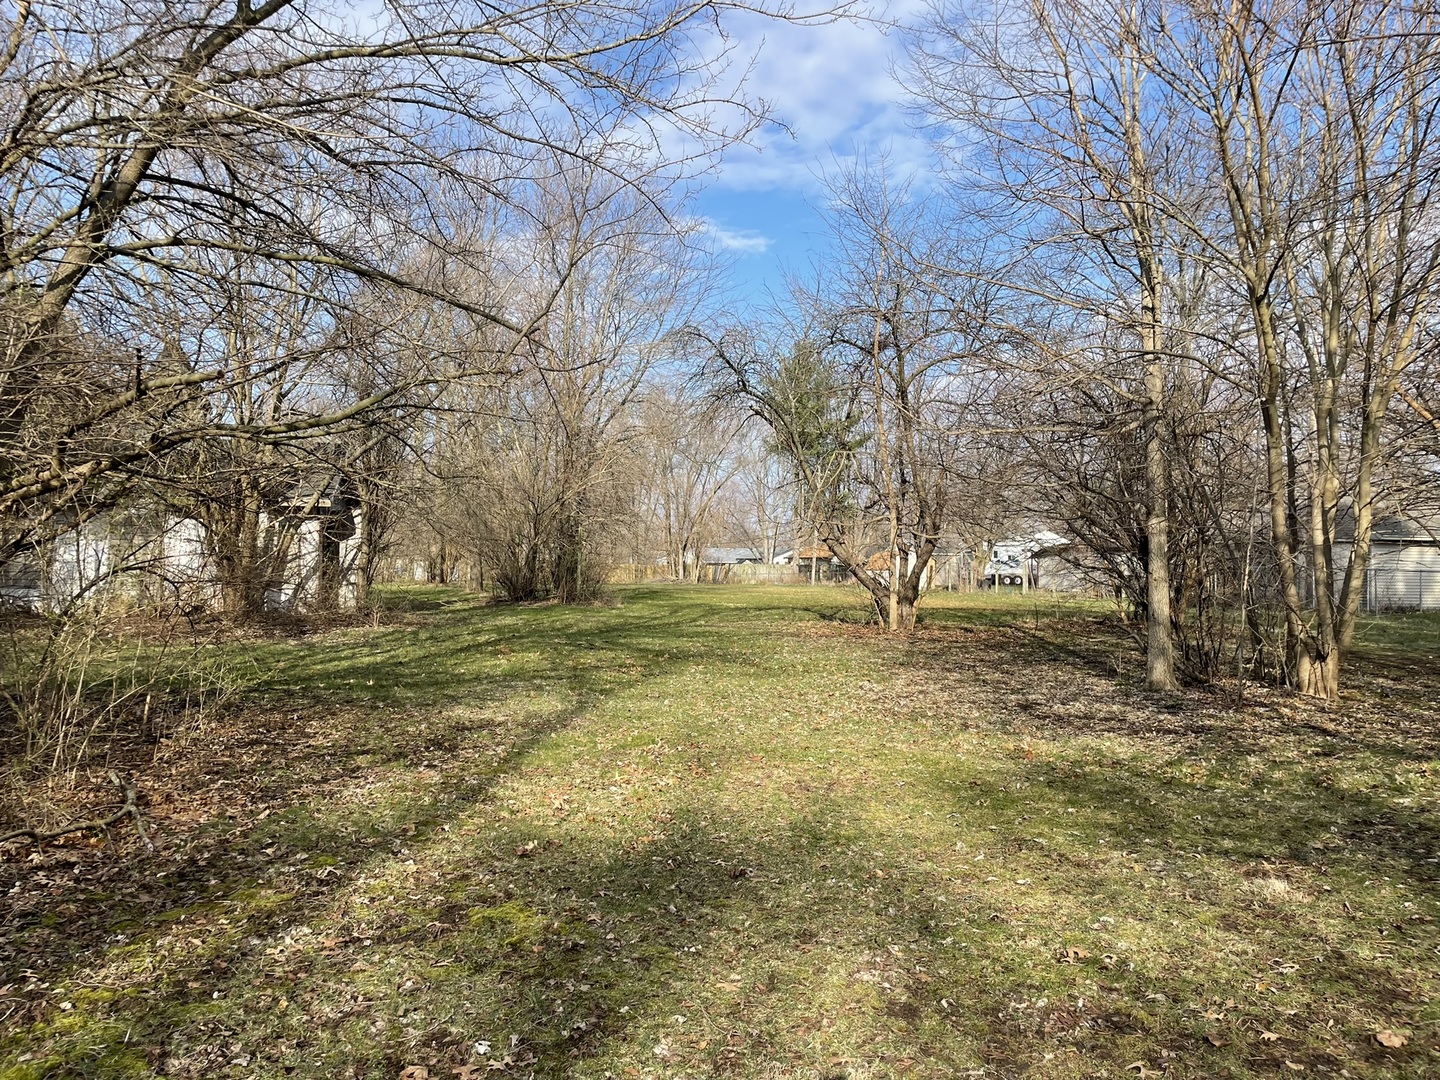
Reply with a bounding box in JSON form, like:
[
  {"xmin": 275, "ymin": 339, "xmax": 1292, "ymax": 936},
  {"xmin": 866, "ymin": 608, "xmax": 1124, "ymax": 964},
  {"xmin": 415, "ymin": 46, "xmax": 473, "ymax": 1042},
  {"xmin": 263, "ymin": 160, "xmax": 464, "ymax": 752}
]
[{"xmin": 2, "ymin": 585, "xmax": 1437, "ymax": 1079}]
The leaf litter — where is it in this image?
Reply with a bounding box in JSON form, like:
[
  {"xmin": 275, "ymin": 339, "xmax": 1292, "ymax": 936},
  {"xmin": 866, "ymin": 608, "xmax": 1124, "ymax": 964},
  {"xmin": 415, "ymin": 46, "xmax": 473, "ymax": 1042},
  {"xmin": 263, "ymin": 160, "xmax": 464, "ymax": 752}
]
[{"xmin": 2, "ymin": 586, "xmax": 1438, "ymax": 1078}]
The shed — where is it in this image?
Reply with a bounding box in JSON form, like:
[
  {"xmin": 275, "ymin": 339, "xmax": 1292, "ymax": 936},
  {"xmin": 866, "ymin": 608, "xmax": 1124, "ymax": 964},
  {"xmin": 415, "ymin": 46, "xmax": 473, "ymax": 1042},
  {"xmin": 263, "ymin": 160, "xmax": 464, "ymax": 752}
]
[{"xmin": 1354, "ymin": 512, "xmax": 1440, "ymax": 611}]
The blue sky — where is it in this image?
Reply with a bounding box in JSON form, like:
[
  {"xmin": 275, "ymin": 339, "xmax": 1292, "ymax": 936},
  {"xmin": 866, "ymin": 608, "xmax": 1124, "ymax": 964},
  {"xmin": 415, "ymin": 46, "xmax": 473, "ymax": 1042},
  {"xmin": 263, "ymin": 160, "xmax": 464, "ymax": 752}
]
[{"xmin": 688, "ymin": 5, "xmax": 937, "ymax": 308}]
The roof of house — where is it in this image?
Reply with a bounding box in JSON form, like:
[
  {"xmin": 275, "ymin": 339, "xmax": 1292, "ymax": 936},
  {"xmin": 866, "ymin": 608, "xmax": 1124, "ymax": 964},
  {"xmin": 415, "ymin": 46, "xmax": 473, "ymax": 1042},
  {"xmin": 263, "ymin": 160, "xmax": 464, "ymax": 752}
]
[
  {"xmin": 1336, "ymin": 505, "xmax": 1440, "ymax": 545},
  {"xmin": 992, "ymin": 531, "xmax": 1072, "ymax": 558},
  {"xmin": 276, "ymin": 473, "xmax": 357, "ymax": 514},
  {"xmin": 1373, "ymin": 513, "xmax": 1440, "ymax": 545},
  {"xmin": 704, "ymin": 546, "xmax": 764, "ymax": 565}
]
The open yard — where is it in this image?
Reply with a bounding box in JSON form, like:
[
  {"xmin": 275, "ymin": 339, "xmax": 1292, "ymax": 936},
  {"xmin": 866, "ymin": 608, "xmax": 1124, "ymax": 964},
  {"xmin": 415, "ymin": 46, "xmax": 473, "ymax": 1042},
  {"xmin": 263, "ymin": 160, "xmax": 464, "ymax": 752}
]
[{"xmin": 3, "ymin": 585, "xmax": 1439, "ymax": 1079}]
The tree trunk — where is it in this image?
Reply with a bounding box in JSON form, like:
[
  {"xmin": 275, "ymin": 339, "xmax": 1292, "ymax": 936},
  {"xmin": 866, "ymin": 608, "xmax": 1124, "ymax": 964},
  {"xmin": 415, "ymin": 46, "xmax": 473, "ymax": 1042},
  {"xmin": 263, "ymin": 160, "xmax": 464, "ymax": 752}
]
[
  {"xmin": 889, "ymin": 549, "xmax": 900, "ymax": 631},
  {"xmin": 1296, "ymin": 644, "xmax": 1339, "ymax": 701},
  {"xmin": 315, "ymin": 520, "xmax": 342, "ymax": 612},
  {"xmin": 896, "ymin": 592, "xmax": 916, "ymax": 631},
  {"xmin": 1142, "ymin": 294, "xmax": 1178, "ymax": 691}
]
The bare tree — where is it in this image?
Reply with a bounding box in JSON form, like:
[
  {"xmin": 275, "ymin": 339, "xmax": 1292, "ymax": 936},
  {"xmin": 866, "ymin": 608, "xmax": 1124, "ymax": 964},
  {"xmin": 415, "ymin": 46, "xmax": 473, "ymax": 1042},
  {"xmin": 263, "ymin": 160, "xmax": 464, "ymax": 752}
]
[
  {"xmin": 0, "ymin": 0, "xmax": 782, "ymax": 579},
  {"xmin": 727, "ymin": 429, "xmax": 792, "ymax": 564},
  {"xmin": 913, "ymin": 0, "xmax": 1440, "ymax": 697},
  {"xmin": 1146, "ymin": 0, "xmax": 1440, "ymax": 698},
  {"xmin": 639, "ymin": 385, "xmax": 746, "ymax": 580},
  {"xmin": 413, "ymin": 161, "xmax": 720, "ymax": 600},
  {"xmin": 912, "ymin": 0, "xmax": 1218, "ymax": 687},
  {"xmin": 709, "ymin": 169, "xmax": 1006, "ymax": 629}
]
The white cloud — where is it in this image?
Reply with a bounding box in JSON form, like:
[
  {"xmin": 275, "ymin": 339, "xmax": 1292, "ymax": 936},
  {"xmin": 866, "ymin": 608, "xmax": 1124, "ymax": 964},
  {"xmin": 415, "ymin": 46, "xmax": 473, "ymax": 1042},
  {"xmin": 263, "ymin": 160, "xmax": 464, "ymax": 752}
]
[
  {"xmin": 705, "ymin": 3, "xmax": 937, "ymax": 194},
  {"xmin": 701, "ymin": 219, "xmax": 774, "ymax": 254}
]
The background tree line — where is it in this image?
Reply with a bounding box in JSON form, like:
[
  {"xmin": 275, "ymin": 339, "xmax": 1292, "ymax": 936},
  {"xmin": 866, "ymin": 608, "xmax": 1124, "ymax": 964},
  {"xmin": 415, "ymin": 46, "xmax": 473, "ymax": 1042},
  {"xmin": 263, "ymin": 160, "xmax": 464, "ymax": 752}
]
[{"xmin": 6, "ymin": 0, "xmax": 1439, "ymax": 723}]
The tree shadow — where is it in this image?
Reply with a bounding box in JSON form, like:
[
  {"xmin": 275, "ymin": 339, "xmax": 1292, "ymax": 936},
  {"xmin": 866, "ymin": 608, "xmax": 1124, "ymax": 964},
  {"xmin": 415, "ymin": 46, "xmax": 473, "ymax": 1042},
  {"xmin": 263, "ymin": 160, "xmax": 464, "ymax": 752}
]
[
  {"xmin": 0, "ymin": 589, "xmax": 744, "ymax": 1028},
  {"xmin": 5, "ymin": 584, "xmax": 1437, "ymax": 1078}
]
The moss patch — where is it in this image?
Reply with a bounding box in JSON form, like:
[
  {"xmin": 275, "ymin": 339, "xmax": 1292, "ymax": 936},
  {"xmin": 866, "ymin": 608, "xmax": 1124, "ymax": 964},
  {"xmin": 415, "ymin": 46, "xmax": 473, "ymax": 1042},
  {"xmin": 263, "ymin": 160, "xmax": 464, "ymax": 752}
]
[{"xmin": 3, "ymin": 584, "xmax": 1438, "ymax": 1078}]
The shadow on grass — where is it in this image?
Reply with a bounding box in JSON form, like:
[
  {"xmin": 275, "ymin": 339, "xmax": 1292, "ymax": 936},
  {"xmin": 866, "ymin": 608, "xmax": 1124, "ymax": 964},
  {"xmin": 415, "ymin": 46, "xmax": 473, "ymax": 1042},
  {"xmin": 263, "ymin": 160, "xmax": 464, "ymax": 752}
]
[
  {"xmin": 913, "ymin": 754, "xmax": 1440, "ymax": 1074},
  {"xmin": 22, "ymin": 767, "xmax": 1437, "ymax": 1078},
  {"xmin": 17, "ymin": 769, "xmax": 1229, "ymax": 1080},
  {"xmin": 1007, "ymin": 752, "xmax": 1440, "ymax": 888},
  {"xmin": 1, "ymin": 588, "xmax": 756, "ymax": 1042},
  {"xmin": 5, "ymin": 806, "xmax": 985, "ymax": 1077},
  {"xmin": 6, "ymin": 584, "xmax": 1438, "ymax": 1078}
]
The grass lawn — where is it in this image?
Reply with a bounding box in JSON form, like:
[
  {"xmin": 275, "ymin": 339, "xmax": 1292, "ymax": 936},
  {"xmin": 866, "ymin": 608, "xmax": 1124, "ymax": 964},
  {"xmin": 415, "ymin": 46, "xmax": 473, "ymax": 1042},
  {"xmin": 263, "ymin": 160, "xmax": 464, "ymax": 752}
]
[{"xmin": 2, "ymin": 584, "xmax": 1438, "ymax": 1079}]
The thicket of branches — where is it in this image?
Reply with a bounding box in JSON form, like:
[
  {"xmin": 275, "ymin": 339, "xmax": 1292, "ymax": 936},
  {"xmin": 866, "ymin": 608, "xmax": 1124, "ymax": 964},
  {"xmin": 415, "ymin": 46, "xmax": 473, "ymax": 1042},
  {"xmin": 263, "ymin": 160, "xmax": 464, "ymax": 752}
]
[
  {"xmin": 4, "ymin": 0, "xmax": 1438, "ymax": 798},
  {"xmin": 901, "ymin": 0, "xmax": 1440, "ymax": 699},
  {"xmin": 0, "ymin": 0, "xmax": 775, "ymax": 589},
  {"xmin": 0, "ymin": 0, "xmax": 786, "ymax": 782}
]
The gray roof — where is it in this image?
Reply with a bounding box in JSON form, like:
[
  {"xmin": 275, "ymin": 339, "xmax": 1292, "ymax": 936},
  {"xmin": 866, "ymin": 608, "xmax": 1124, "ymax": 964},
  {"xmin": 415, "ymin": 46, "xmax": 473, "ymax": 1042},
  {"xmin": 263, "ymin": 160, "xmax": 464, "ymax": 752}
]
[
  {"xmin": 705, "ymin": 546, "xmax": 764, "ymax": 564},
  {"xmin": 1373, "ymin": 513, "xmax": 1440, "ymax": 545}
]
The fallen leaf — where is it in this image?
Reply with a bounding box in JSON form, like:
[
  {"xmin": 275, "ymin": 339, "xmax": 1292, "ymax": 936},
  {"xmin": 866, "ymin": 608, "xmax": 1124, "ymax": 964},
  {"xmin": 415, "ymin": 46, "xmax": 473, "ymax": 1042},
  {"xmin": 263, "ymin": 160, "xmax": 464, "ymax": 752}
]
[
  {"xmin": 453, "ymin": 1068, "xmax": 483, "ymax": 1080},
  {"xmin": 1284, "ymin": 1062, "xmax": 1305, "ymax": 1071},
  {"xmin": 1376, "ymin": 1030, "xmax": 1408, "ymax": 1049},
  {"xmin": 1206, "ymin": 1033, "xmax": 1229, "ymax": 1047},
  {"xmin": 1260, "ymin": 1031, "xmax": 1281, "ymax": 1042},
  {"xmin": 399, "ymin": 1068, "xmax": 430, "ymax": 1080},
  {"xmin": 1127, "ymin": 1064, "xmax": 1160, "ymax": 1078},
  {"xmin": 515, "ymin": 841, "xmax": 538, "ymax": 857}
]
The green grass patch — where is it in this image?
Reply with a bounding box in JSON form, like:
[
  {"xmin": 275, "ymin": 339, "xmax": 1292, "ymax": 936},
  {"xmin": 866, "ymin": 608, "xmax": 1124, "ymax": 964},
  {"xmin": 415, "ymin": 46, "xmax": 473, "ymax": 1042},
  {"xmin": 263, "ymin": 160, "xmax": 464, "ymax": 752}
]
[{"xmin": 3, "ymin": 584, "xmax": 1437, "ymax": 1078}]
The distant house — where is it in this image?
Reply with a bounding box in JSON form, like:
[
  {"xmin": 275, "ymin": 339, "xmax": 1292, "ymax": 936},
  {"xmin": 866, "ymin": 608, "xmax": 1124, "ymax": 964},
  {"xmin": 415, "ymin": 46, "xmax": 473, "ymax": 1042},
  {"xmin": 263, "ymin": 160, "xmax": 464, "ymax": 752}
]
[
  {"xmin": 984, "ymin": 531, "xmax": 1084, "ymax": 591},
  {"xmin": 697, "ymin": 545, "xmax": 794, "ymax": 585},
  {"xmin": 773, "ymin": 545, "xmax": 825, "ymax": 565},
  {"xmin": 860, "ymin": 548, "xmax": 929, "ymax": 587},
  {"xmin": 0, "ymin": 560, "xmax": 39, "ymax": 607},
  {"xmin": 863, "ymin": 550, "xmax": 892, "ymax": 573},
  {"xmin": 922, "ymin": 548, "xmax": 975, "ymax": 590},
  {"xmin": 779, "ymin": 544, "xmax": 835, "ymax": 569},
  {"xmin": 773, "ymin": 544, "xmax": 848, "ymax": 583},
  {"xmin": 0, "ymin": 475, "xmax": 361, "ymax": 614},
  {"xmin": 704, "ymin": 546, "xmax": 765, "ymax": 567},
  {"xmin": 1341, "ymin": 511, "xmax": 1440, "ymax": 611}
]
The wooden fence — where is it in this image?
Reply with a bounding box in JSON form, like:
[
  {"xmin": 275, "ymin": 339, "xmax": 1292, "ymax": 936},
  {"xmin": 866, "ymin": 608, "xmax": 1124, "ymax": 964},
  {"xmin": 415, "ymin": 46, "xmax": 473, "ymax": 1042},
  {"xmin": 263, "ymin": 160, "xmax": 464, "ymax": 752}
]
[{"xmin": 607, "ymin": 563, "xmax": 814, "ymax": 586}]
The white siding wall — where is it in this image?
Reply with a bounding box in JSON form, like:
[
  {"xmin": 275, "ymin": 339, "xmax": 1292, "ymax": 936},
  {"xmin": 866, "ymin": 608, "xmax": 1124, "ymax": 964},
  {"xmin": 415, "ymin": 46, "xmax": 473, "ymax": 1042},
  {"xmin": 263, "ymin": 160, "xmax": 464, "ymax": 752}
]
[
  {"xmin": 1364, "ymin": 544, "xmax": 1440, "ymax": 610},
  {"xmin": 1335, "ymin": 541, "xmax": 1440, "ymax": 611},
  {"xmin": 13, "ymin": 509, "xmax": 359, "ymax": 613}
]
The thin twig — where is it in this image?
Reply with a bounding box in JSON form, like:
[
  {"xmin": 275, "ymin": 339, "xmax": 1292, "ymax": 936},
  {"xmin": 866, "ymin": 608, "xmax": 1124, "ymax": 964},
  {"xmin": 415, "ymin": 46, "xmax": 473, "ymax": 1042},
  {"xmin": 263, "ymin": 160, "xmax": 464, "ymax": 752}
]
[{"xmin": 0, "ymin": 770, "xmax": 150, "ymax": 849}]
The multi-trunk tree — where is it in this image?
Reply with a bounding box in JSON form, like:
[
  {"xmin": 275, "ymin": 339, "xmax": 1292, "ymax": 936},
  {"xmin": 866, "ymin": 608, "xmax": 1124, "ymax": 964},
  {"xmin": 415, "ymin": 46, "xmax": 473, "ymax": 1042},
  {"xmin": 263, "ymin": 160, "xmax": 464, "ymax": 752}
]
[
  {"xmin": 913, "ymin": 0, "xmax": 1440, "ymax": 697},
  {"xmin": 1145, "ymin": 0, "xmax": 1440, "ymax": 698},
  {"xmin": 913, "ymin": 0, "xmax": 1208, "ymax": 688}
]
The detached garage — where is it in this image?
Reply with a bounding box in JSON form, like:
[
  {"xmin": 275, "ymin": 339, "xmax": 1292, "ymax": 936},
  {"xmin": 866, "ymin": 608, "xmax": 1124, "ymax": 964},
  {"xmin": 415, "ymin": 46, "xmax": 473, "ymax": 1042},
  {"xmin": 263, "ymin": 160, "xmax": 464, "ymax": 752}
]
[{"xmin": 1356, "ymin": 513, "xmax": 1440, "ymax": 611}]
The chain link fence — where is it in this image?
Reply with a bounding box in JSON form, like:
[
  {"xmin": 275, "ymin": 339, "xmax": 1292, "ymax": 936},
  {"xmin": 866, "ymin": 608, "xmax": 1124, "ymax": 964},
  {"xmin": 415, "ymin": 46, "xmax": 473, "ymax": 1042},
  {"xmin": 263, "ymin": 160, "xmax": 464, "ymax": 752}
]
[{"xmin": 1362, "ymin": 567, "xmax": 1440, "ymax": 612}]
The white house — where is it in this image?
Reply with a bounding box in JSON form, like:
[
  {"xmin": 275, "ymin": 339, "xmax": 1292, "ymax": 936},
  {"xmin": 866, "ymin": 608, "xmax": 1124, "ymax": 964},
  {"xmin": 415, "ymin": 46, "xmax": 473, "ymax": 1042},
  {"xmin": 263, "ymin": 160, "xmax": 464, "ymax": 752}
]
[
  {"xmin": 1, "ymin": 476, "xmax": 361, "ymax": 614},
  {"xmin": 1344, "ymin": 512, "xmax": 1440, "ymax": 611}
]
